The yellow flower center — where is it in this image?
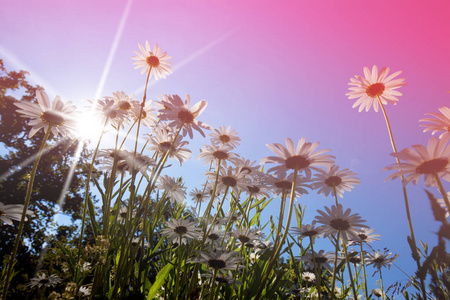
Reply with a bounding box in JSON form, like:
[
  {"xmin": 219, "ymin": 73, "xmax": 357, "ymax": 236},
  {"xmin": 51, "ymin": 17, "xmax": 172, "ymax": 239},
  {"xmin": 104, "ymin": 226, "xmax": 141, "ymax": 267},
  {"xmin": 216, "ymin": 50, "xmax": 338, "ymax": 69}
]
[
  {"xmin": 366, "ymin": 83, "xmax": 385, "ymax": 98},
  {"xmin": 174, "ymin": 226, "xmax": 187, "ymax": 235},
  {"xmin": 146, "ymin": 55, "xmax": 160, "ymax": 67},
  {"xmin": 177, "ymin": 110, "xmax": 194, "ymax": 123},
  {"xmin": 219, "ymin": 135, "xmax": 231, "ymax": 143},
  {"xmin": 314, "ymin": 257, "xmax": 328, "ymax": 264},
  {"xmin": 222, "ymin": 176, "xmax": 237, "ymax": 187},
  {"xmin": 159, "ymin": 142, "xmax": 172, "ymax": 153},
  {"xmin": 40, "ymin": 111, "xmax": 65, "ymax": 126},
  {"xmin": 285, "ymin": 155, "xmax": 310, "ymax": 170},
  {"xmin": 213, "ymin": 150, "xmax": 228, "ymax": 160},
  {"xmin": 0, "ymin": 210, "xmax": 5, "ymax": 216},
  {"xmin": 208, "ymin": 233, "xmax": 219, "ymax": 241},
  {"xmin": 416, "ymin": 158, "xmax": 448, "ymax": 174},
  {"xmin": 324, "ymin": 176, "xmax": 343, "ymax": 187},
  {"xmin": 208, "ymin": 259, "xmax": 226, "ymax": 270},
  {"xmin": 118, "ymin": 101, "xmax": 131, "ymax": 111},
  {"xmin": 329, "ymin": 218, "xmax": 350, "ymax": 230}
]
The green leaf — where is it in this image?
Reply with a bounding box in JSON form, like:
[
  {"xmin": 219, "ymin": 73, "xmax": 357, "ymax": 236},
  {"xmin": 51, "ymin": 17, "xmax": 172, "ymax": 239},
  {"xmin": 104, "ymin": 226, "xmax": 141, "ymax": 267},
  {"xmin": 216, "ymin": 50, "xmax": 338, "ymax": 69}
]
[
  {"xmin": 425, "ymin": 190, "xmax": 447, "ymax": 222},
  {"xmin": 147, "ymin": 259, "xmax": 175, "ymax": 300},
  {"xmin": 87, "ymin": 194, "xmax": 99, "ymax": 238},
  {"xmin": 55, "ymin": 241, "xmax": 76, "ymax": 275},
  {"xmin": 416, "ymin": 246, "xmax": 438, "ymax": 280},
  {"xmin": 407, "ymin": 236, "xmax": 420, "ymax": 262}
]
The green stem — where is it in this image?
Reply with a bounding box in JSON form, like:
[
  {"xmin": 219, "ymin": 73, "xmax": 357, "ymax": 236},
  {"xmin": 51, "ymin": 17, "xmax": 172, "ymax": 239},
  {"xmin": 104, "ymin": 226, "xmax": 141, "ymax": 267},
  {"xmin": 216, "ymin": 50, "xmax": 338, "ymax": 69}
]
[
  {"xmin": 309, "ymin": 237, "xmax": 322, "ymax": 300},
  {"xmin": 255, "ymin": 170, "xmax": 299, "ymax": 299},
  {"xmin": 360, "ymin": 242, "xmax": 369, "ymax": 300},
  {"xmin": 379, "ymin": 269, "xmax": 385, "ymax": 300},
  {"xmin": 2, "ymin": 126, "xmax": 52, "ymax": 300},
  {"xmin": 76, "ymin": 118, "xmax": 108, "ymax": 273},
  {"xmin": 333, "ymin": 187, "xmax": 339, "ymax": 207},
  {"xmin": 330, "ymin": 233, "xmax": 340, "ymax": 300},
  {"xmin": 378, "ymin": 98, "xmax": 427, "ymax": 300},
  {"xmin": 342, "ymin": 240, "xmax": 358, "ymax": 299}
]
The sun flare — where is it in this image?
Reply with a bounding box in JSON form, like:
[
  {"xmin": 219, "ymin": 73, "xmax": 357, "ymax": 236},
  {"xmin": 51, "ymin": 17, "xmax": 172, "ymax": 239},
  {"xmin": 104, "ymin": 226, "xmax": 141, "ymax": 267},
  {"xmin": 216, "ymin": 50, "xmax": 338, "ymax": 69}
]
[{"xmin": 74, "ymin": 111, "xmax": 105, "ymax": 142}]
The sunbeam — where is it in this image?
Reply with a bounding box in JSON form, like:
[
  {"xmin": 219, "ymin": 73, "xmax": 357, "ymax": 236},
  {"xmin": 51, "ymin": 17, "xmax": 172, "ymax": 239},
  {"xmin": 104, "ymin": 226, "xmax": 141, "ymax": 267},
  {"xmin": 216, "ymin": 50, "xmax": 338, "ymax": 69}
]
[
  {"xmin": 34, "ymin": 140, "xmax": 85, "ymax": 274},
  {"xmin": 132, "ymin": 29, "xmax": 236, "ymax": 96},
  {"xmin": 0, "ymin": 44, "xmax": 63, "ymax": 99},
  {"xmin": 0, "ymin": 138, "xmax": 68, "ymax": 182},
  {"xmin": 94, "ymin": 0, "xmax": 133, "ymax": 100}
]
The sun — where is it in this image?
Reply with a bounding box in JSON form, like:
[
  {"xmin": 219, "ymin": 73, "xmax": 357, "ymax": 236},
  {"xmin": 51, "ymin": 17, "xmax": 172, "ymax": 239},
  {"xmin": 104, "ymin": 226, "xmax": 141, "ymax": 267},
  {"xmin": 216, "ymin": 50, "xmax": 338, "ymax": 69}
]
[{"xmin": 74, "ymin": 110, "xmax": 105, "ymax": 142}]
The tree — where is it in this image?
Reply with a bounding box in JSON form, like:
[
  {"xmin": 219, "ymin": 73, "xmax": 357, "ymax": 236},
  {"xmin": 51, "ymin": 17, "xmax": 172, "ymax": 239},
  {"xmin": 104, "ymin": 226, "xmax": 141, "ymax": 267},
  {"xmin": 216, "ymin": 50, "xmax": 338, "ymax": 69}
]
[{"xmin": 0, "ymin": 59, "xmax": 92, "ymax": 297}]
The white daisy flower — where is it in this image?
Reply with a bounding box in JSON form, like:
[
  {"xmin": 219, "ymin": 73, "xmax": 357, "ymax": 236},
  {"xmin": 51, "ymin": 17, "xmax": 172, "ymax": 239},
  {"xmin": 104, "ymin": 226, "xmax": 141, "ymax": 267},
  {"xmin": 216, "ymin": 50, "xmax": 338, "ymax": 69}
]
[
  {"xmin": 420, "ymin": 107, "xmax": 450, "ymax": 140},
  {"xmin": 366, "ymin": 249, "xmax": 396, "ymax": 269},
  {"xmin": 291, "ymin": 220, "xmax": 324, "ymax": 244},
  {"xmin": 346, "ymin": 65, "xmax": 406, "ymax": 112},
  {"xmin": 116, "ymin": 206, "xmax": 131, "ymax": 222},
  {"xmin": 118, "ymin": 151, "xmax": 156, "ymax": 176},
  {"xmin": 370, "ymin": 288, "xmax": 385, "ymax": 298},
  {"xmin": 384, "ymin": 136, "xmax": 450, "ymax": 187},
  {"xmin": 158, "ymin": 94, "xmax": 212, "ymax": 138},
  {"xmin": 315, "ymin": 204, "xmax": 367, "ymax": 245},
  {"xmin": 300, "ymin": 250, "xmax": 335, "ymax": 272},
  {"xmin": 244, "ymin": 182, "xmax": 271, "ymax": 200},
  {"xmin": 233, "ymin": 157, "xmax": 261, "ymax": 178},
  {"xmin": 14, "ymin": 89, "xmax": 78, "ymax": 138},
  {"xmin": 301, "ymin": 271, "xmax": 316, "ymax": 283},
  {"xmin": 351, "ymin": 227, "xmax": 381, "ymax": 244},
  {"xmin": 156, "ymin": 175, "xmax": 187, "ymax": 203},
  {"xmin": 86, "ymin": 98, "xmax": 128, "ymax": 129},
  {"xmin": 205, "ymin": 166, "xmax": 249, "ymax": 195},
  {"xmin": 266, "ymin": 173, "xmax": 311, "ymax": 197},
  {"xmin": 198, "ymin": 143, "xmax": 240, "ymax": 168},
  {"xmin": 204, "ymin": 226, "xmax": 225, "ymax": 245},
  {"xmin": 311, "ymin": 165, "xmax": 361, "ymax": 198},
  {"xmin": 160, "ymin": 218, "xmax": 201, "ymax": 245},
  {"xmin": 189, "ymin": 187, "xmax": 209, "ymax": 203},
  {"xmin": 132, "ymin": 41, "xmax": 172, "ymax": 79},
  {"xmin": 189, "ymin": 248, "xmax": 244, "ymax": 272},
  {"xmin": 108, "ymin": 91, "xmax": 138, "ymax": 114},
  {"xmin": 27, "ymin": 273, "xmax": 61, "ymax": 288},
  {"xmin": 230, "ymin": 227, "xmax": 259, "ymax": 246},
  {"xmin": 261, "ymin": 137, "xmax": 335, "ymax": 178},
  {"xmin": 0, "ymin": 202, "xmax": 34, "ymax": 225},
  {"xmin": 146, "ymin": 126, "xmax": 192, "ymax": 165},
  {"xmin": 130, "ymin": 101, "xmax": 157, "ymax": 127},
  {"xmin": 209, "ymin": 125, "xmax": 241, "ymax": 149},
  {"xmin": 79, "ymin": 286, "xmax": 92, "ymax": 297}
]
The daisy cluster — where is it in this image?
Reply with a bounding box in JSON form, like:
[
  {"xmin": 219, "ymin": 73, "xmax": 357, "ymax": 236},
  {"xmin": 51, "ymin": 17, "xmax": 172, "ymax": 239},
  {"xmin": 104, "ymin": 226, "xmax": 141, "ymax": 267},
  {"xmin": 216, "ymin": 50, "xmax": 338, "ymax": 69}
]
[{"xmin": 4, "ymin": 41, "xmax": 450, "ymax": 300}]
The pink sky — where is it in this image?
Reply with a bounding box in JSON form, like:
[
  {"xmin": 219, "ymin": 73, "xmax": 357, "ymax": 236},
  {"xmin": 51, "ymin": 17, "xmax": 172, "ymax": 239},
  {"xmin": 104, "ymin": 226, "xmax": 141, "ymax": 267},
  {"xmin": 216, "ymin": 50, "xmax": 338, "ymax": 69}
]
[{"xmin": 2, "ymin": 0, "xmax": 450, "ymax": 294}]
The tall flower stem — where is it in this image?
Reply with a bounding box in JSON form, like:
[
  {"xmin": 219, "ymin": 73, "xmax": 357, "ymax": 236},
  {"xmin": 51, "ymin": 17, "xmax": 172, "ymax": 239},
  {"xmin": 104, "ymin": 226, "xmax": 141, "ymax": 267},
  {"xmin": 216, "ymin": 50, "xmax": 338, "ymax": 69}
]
[
  {"xmin": 273, "ymin": 191, "xmax": 287, "ymax": 247},
  {"xmin": 76, "ymin": 119, "xmax": 108, "ymax": 267},
  {"xmin": 342, "ymin": 239, "xmax": 358, "ymax": 299},
  {"xmin": 379, "ymin": 269, "xmax": 385, "ymax": 300},
  {"xmin": 378, "ymin": 99, "xmax": 427, "ymax": 299},
  {"xmin": 333, "ymin": 187, "xmax": 339, "ymax": 206},
  {"xmin": 3, "ymin": 126, "xmax": 52, "ymax": 300},
  {"xmin": 255, "ymin": 169, "xmax": 299, "ymax": 299},
  {"xmin": 309, "ymin": 237, "xmax": 322, "ymax": 300},
  {"xmin": 360, "ymin": 242, "xmax": 369, "ymax": 300},
  {"xmin": 330, "ymin": 233, "xmax": 340, "ymax": 299}
]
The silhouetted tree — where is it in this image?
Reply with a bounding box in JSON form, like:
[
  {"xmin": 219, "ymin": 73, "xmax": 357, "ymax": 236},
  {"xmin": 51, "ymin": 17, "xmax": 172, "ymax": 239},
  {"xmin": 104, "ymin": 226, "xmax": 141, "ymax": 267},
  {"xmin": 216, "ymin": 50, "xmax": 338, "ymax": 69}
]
[{"xmin": 0, "ymin": 59, "xmax": 93, "ymax": 296}]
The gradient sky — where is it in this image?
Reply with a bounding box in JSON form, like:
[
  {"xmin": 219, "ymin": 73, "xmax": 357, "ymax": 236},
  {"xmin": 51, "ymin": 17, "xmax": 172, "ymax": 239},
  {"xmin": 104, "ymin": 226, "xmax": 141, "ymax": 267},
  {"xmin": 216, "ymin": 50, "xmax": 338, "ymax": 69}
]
[{"xmin": 1, "ymin": 0, "xmax": 450, "ymax": 295}]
